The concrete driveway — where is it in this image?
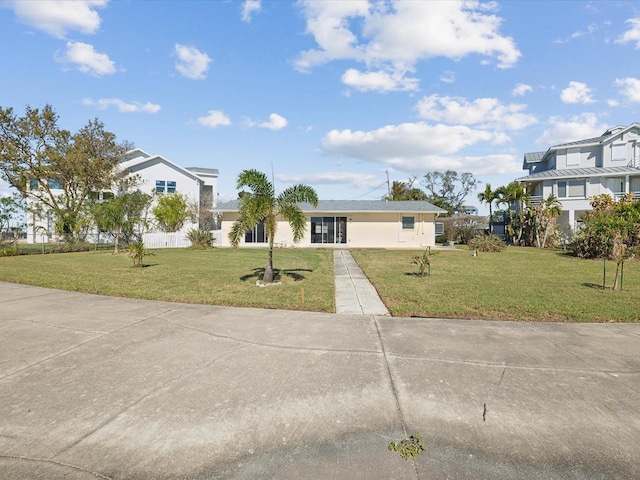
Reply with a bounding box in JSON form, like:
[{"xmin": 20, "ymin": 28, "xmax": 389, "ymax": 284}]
[{"xmin": 1, "ymin": 281, "xmax": 639, "ymax": 479}]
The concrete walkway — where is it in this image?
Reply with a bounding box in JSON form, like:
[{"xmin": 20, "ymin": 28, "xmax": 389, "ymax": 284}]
[
  {"xmin": 334, "ymin": 250, "xmax": 389, "ymax": 315},
  {"xmin": 1, "ymin": 281, "xmax": 639, "ymax": 479}
]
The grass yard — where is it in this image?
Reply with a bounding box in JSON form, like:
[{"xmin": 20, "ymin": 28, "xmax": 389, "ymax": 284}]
[
  {"xmin": 352, "ymin": 247, "xmax": 640, "ymax": 322},
  {"xmin": 0, "ymin": 248, "xmax": 335, "ymax": 312}
]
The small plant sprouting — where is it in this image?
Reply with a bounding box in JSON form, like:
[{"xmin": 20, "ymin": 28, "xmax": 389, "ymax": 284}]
[
  {"xmin": 388, "ymin": 434, "xmax": 426, "ymax": 460},
  {"xmin": 411, "ymin": 247, "xmax": 437, "ymax": 277},
  {"xmin": 128, "ymin": 241, "xmax": 154, "ymax": 268}
]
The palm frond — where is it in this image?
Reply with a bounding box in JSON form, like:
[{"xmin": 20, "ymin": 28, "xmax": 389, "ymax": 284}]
[
  {"xmin": 278, "ymin": 184, "xmax": 318, "ymax": 206},
  {"xmin": 236, "ymin": 169, "xmax": 274, "ymax": 198}
]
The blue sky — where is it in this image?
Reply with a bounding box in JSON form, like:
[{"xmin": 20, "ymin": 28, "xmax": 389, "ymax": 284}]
[{"xmin": 2, "ymin": 0, "xmax": 640, "ymax": 213}]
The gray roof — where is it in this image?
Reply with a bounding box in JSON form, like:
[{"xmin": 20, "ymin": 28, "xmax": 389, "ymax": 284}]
[
  {"xmin": 186, "ymin": 167, "xmax": 219, "ymax": 175},
  {"xmin": 522, "ymin": 123, "xmax": 640, "ymax": 169},
  {"xmin": 217, "ymin": 199, "xmax": 446, "ymax": 214},
  {"xmin": 523, "ymin": 151, "xmax": 545, "ymax": 165},
  {"xmin": 518, "ymin": 166, "xmax": 640, "ymax": 182}
]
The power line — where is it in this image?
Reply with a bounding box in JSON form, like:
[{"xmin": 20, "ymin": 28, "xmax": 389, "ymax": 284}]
[{"xmin": 350, "ymin": 181, "xmax": 388, "ymax": 199}]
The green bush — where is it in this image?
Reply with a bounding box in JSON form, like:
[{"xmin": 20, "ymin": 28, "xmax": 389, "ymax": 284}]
[
  {"xmin": 186, "ymin": 228, "xmax": 215, "ymax": 249},
  {"xmin": 468, "ymin": 234, "xmax": 506, "ymax": 252},
  {"xmin": 128, "ymin": 241, "xmax": 153, "ymax": 268}
]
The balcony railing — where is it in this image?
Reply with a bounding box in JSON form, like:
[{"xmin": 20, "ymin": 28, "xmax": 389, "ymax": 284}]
[{"xmin": 613, "ymin": 191, "xmax": 640, "ymax": 200}]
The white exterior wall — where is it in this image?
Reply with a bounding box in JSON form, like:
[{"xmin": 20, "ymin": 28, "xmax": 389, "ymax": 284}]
[
  {"xmin": 219, "ymin": 212, "xmax": 439, "ymax": 249},
  {"xmin": 126, "ymin": 160, "xmax": 200, "ymax": 236}
]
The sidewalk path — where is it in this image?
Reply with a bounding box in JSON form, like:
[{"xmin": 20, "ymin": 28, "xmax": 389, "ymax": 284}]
[{"xmin": 334, "ymin": 249, "xmax": 389, "ymax": 315}]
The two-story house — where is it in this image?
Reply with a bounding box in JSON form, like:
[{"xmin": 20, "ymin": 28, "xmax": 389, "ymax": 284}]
[
  {"xmin": 518, "ymin": 123, "xmax": 640, "ymax": 230},
  {"xmin": 26, "ymin": 149, "xmax": 219, "ymax": 244}
]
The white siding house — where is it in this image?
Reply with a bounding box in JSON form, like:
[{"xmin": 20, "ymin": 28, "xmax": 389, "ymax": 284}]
[
  {"xmin": 26, "ymin": 149, "xmax": 219, "ymax": 244},
  {"xmin": 518, "ymin": 124, "xmax": 640, "ymax": 230}
]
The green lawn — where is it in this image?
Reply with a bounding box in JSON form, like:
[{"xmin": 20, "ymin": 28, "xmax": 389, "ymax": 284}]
[
  {"xmin": 352, "ymin": 247, "xmax": 640, "ymax": 322},
  {"xmin": 1, "ymin": 246, "xmax": 638, "ymax": 321},
  {"xmin": 0, "ymin": 248, "xmax": 335, "ymax": 312}
]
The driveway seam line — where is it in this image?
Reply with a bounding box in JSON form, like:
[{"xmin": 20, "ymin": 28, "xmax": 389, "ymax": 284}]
[{"xmin": 0, "ymin": 454, "xmax": 113, "ymax": 479}]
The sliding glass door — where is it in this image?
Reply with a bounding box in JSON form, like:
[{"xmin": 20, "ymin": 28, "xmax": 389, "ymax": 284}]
[{"xmin": 311, "ymin": 216, "xmax": 347, "ymax": 244}]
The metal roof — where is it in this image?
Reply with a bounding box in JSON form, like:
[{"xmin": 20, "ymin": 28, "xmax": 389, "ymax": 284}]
[
  {"xmin": 216, "ymin": 199, "xmax": 446, "ymax": 214},
  {"xmin": 523, "ymin": 151, "xmax": 545, "ymax": 164},
  {"xmin": 518, "ymin": 166, "xmax": 640, "ymax": 182},
  {"xmin": 186, "ymin": 167, "xmax": 219, "ymax": 175}
]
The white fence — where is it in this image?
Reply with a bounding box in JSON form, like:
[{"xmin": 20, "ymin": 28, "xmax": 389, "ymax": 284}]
[{"xmin": 142, "ymin": 230, "xmax": 224, "ymax": 249}]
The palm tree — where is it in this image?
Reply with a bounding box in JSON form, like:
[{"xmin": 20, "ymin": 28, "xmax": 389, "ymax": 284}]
[
  {"xmin": 477, "ymin": 183, "xmax": 498, "ymax": 233},
  {"xmin": 496, "ymin": 181, "xmax": 529, "ymax": 244},
  {"xmin": 229, "ymin": 169, "xmax": 318, "ymax": 283},
  {"xmin": 537, "ymin": 194, "xmax": 562, "ymax": 248}
]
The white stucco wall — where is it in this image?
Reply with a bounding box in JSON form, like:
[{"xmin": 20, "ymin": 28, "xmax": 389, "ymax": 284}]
[{"xmin": 219, "ymin": 211, "xmax": 439, "ymax": 249}]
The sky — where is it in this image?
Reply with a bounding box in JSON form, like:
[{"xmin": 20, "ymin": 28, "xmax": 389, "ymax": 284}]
[{"xmin": 2, "ymin": 0, "xmax": 640, "ymax": 213}]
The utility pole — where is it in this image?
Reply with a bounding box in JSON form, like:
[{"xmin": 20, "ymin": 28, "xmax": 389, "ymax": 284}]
[{"xmin": 386, "ymin": 170, "xmax": 391, "ymax": 198}]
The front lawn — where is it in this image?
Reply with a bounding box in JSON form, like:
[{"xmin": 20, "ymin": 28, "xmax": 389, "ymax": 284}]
[
  {"xmin": 352, "ymin": 247, "xmax": 640, "ymax": 322},
  {"xmin": 0, "ymin": 248, "xmax": 335, "ymax": 312}
]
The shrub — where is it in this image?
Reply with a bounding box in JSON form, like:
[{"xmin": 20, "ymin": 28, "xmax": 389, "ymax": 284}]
[
  {"xmin": 468, "ymin": 234, "xmax": 506, "ymax": 252},
  {"xmin": 128, "ymin": 241, "xmax": 153, "ymax": 268},
  {"xmin": 186, "ymin": 228, "xmax": 215, "ymax": 249},
  {"xmin": 411, "ymin": 247, "xmax": 437, "ymax": 276}
]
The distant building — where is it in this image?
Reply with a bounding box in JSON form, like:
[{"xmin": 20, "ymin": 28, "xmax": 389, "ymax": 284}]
[{"xmin": 518, "ymin": 124, "xmax": 640, "ymax": 230}]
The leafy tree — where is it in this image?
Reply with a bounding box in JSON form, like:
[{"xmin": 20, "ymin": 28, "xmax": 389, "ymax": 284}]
[
  {"xmin": 92, "ymin": 190, "xmax": 152, "ymax": 253},
  {"xmin": 152, "ymin": 193, "xmax": 192, "ymax": 233},
  {"xmin": 0, "ymin": 105, "xmax": 131, "ymax": 240},
  {"xmin": 422, "ymin": 170, "xmax": 478, "ymax": 215},
  {"xmin": 477, "ymin": 183, "xmax": 499, "ymax": 233},
  {"xmin": 229, "ymin": 169, "xmax": 318, "ymax": 283},
  {"xmin": 385, "ymin": 177, "xmax": 427, "ymax": 201},
  {"xmin": 573, "ymin": 194, "xmax": 640, "ymax": 289},
  {"xmin": 0, "ymin": 194, "xmax": 23, "ymax": 243}
]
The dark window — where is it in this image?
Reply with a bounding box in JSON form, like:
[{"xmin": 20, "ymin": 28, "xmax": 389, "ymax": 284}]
[
  {"xmin": 311, "ymin": 216, "xmax": 347, "ymax": 244},
  {"xmin": 155, "ymin": 180, "xmax": 166, "ymax": 193},
  {"xmin": 245, "ymin": 220, "xmax": 267, "ymax": 243},
  {"xmin": 402, "ymin": 216, "xmax": 415, "ymax": 229},
  {"xmin": 167, "ymin": 181, "xmax": 176, "ymax": 193}
]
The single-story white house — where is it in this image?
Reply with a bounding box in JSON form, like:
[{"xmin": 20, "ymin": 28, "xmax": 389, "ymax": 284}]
[{"xmin": 216, "ymin": 200, "xmax": 446, "ymax": 249}]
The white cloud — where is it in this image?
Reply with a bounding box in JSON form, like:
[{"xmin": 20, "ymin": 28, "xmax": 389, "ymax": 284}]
[
  {"xmin": 607, "ymin": 99, "xmax": 620, "ymax": 107},
  {"xmin": 276, "ymin": 171, "xmax": 381, "ymax": 189},
  {"xmin": 415, "ymin": 94, "xmax": 537, "ymax": 131},
  {"xmin": 295, "ymin": 0, "xmax": 520, "ymax": 91},
  {"xmin": 241, "ymin": 0, "xmax": 261, "ymax": 23},
  {"xmin": 82, "ymin": 98, "xmax": 160, "ymax": 113},
  {"xmin": 7, "ymin": 0, "xmax": 107, "ymax": 38},
  {"xmin": 260, "ymin": 113, "xmax": 287, "ymax": 130},
  {"xmin": 439, "ymin": 70, "xmax": 456, "ymax": 84},
  {"xmin": 512, "ymin": 83, "xmax": 532, "ymax": 96},
  {"xmin": 174, "ymin": 44, "xmax": 211, "ymax": 80},
  {"xmin": 615, "ymin": 77, "xmax": 640, "ymax": 102},
  {"xmin": 616, "ymin": 18, "xmax": 640, "ymax": 48},
  {"xmin": 245, "ymin": 113, "xmax": 288, "ymax": 130},
  {"xmin": 321, "ymin": 122, "xmax": 517, "ymax": 174},
  {"xmin": 535, "ymin": 114, "xmax": 606, "ymax": 147},
  {"xmin": 197, "ymin": 110, "xmax": 231, "ymax": 128},
  {"xmin": 560, "ymin": 81, "xmax": 595, "ymax": 104},
  {"xmin": 55, "ymin": 41, "xmax": 115, "ymax": 76},
  {"xmin": 341, "ymin": 68, "xmax": 418, "ymax": 92}
]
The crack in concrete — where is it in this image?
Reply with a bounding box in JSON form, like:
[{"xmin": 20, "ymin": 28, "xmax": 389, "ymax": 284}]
[
  {"xmin": 50, "ymin": 343, "xmax": 252, "ymax": 461},
  {"xmin": 0, "ymin": 454, "xmax": 114, "ymax": 479}
]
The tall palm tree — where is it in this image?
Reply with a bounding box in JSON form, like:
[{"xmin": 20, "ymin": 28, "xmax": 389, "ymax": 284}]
[
  {"xmin": 229, "ymin": 169, "xmax": 318, "ymax": 283},
  {"xmin": 496, "ymin": 181, "xmax": 529, "ymax": 244},
  {"xmin": 477, "ymin": 183, "xmax": 498, "ymax": 233}
]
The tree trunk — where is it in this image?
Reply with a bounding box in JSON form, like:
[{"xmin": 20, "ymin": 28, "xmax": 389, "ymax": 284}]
[
  {"xmin": 114, "ymin": 229, "xmax": 120, "ymax": 254},
  {"xmin": 612, "ymin": 261, "xmax": 621, "ymax": 291},
  {"xmin": 263, "ymin": 241, "xmax": 274, "ymax": 283}
]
